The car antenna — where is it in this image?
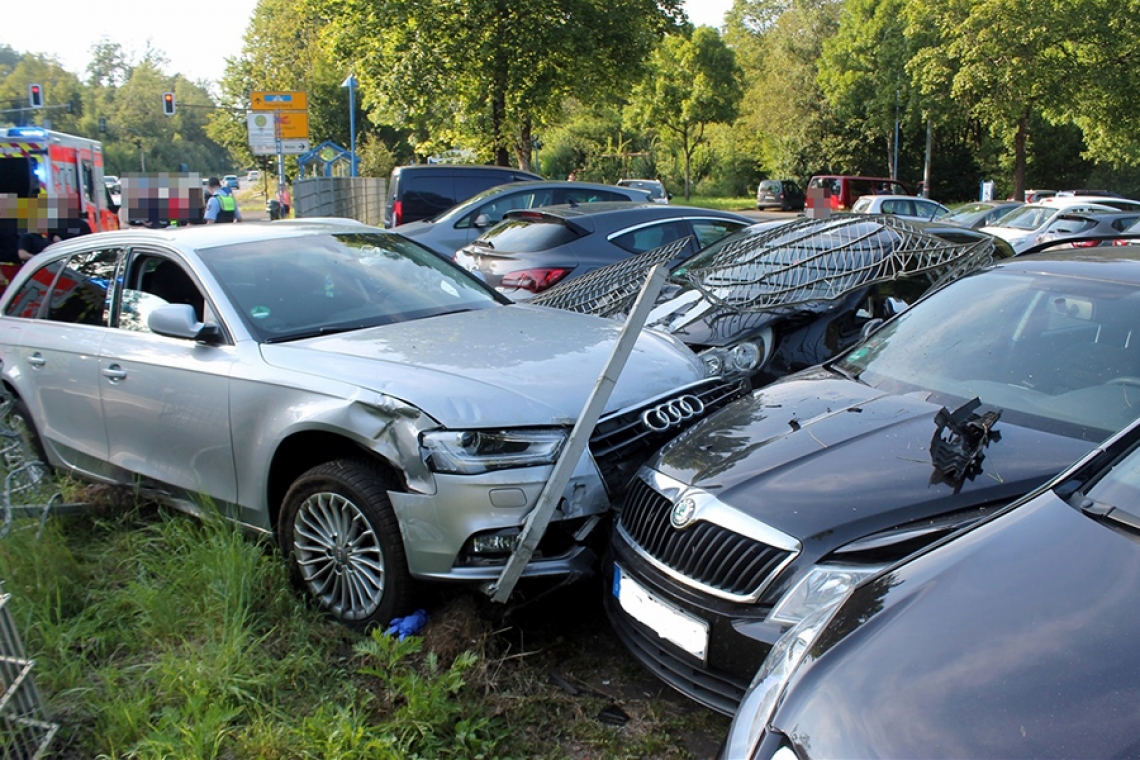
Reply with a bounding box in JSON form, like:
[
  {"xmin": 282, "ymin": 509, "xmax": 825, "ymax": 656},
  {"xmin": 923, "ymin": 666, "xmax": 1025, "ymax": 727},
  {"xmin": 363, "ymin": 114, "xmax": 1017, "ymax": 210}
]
[{"xmin": 568, "ymin": 198, "xmax": 579, "ymax": 208}]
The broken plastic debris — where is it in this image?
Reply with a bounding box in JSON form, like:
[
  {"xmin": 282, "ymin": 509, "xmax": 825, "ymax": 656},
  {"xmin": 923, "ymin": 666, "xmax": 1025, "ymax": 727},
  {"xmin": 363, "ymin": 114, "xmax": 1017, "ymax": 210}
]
[{"xmin": 386, "ymin": 609, "xmax": 429, "ymax": 640}]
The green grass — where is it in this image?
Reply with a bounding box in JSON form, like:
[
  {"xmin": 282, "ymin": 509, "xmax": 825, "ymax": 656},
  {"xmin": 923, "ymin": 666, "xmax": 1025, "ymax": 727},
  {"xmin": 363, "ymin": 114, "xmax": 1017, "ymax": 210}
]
[
  {"xmin": 676, "ymin": 195, "xmax": 755, "ymax": 212},
  {"xmin": 0, "ymin": 497, "xmax": 727, "ymax": 758}
]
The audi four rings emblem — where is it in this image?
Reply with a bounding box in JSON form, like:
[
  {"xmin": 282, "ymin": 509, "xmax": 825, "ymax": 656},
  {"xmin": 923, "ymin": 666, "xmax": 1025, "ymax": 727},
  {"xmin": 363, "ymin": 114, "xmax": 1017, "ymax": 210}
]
[{"xmin": 641, "ymin": 395, "xmax": 706, "ymax": 432}]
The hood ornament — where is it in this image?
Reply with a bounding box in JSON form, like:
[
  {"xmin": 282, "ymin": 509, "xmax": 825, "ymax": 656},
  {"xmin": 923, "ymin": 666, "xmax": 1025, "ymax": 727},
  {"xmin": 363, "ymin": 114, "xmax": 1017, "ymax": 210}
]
[{"xmin": 670, "ymin": 496, "xmax": 698, "ymax": 529}]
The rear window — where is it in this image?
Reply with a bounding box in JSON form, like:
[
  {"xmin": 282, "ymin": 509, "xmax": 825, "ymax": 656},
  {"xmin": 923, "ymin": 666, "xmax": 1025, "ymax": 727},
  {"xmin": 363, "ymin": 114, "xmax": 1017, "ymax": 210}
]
[{"xmin": 472, "ymin": 217, "xmax": 580, "ymax": 252}]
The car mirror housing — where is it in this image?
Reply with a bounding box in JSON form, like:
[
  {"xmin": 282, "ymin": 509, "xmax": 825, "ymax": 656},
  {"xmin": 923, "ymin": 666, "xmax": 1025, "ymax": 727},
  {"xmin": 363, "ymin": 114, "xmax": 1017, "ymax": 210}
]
[{"xmin": 148, "ymin": 304, "xmax": 220, "ymax": 344}]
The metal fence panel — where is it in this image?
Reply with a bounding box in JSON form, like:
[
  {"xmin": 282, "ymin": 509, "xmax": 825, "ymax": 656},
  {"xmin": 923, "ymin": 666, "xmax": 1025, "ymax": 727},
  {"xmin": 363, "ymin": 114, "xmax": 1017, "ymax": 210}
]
[{"xmin": 293, "ymin": 177, "xmax": 387, "ymax": 226}]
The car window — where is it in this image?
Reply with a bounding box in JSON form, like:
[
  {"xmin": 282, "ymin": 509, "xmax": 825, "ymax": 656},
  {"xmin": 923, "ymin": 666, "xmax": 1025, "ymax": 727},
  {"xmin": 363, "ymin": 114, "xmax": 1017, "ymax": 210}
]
[
  {"xmin": 44, "ymin": 249, "xmax": 120, "ymax": 326},
  {"xmin": 117, "ymin": 255, "xmax": 206, "ymax": 331},
  {"xmin": 882, "ymin": 199, "xmax": 912, "ymax": 215},
  {"xmin": 199, "ymin": 231, "xmax": 502, "ymax": 342},
  {"xmin": 562, "ymin": 188, "xmax": 631, "ymax": 204},
  {"xmin": 611, "ymin": 220, "xmax": 690, "ymax": 254},
  {"xmin": 852, "ymin": 197, "xmax": 874, "ymax": 213},
  {"xmin": 691, "ymin": 219, "xmax": 749, "ymax": 249},
  {"xmin": 474, "ymin": 217, "xmax": 580, "ymax": 253},
  {"xmin": 836, "ymin": 269, "xmax": 1140, "ymax": 438},
  {"xmin": 461, "ymin": 190, "xmax": 549, "ymax": 229},
  {"xmin": 4, "ymin": 259, "xmax": 64, "ymax": 318}
]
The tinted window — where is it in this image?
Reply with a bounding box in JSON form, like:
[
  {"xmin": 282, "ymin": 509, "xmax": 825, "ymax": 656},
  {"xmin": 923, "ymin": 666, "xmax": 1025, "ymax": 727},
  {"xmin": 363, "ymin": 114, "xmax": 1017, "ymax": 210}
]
[
  {"xmin": 404, "ymin": 176, "xmax": 456, "ymax": 222},
  {"xmin": 45, "ymin": 249, "xmax": 120, "ymax": 326},
  {"xmin": 454, "ymin": 174, "xmax": 516, "ymax": 205},
  {"xmin": 611, "ymin": 220, "xmax": 690, "ymax": 254},
  {"xmin": 118, "ymin": 256, "xmax": 206, "ymax": 331},
  {"xmin": 461, "ymin": 189, "xmax": 553, "ymax": 228},
  {"xmin": 473, "ymin": 218, "xmax": 579, "ymax": 252},
  {"xmin": 692, "ymin": 219, "xmax": 749, "ymax": 248}
]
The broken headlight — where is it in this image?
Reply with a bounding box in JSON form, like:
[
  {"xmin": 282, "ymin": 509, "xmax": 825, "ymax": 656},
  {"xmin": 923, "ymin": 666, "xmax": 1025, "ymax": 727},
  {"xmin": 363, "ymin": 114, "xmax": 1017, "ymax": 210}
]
[
  {"xmin": 700, "ymin": 338, "xmax": 765, "ymax": 378},
  {"xmin": 422, "ymin": 429, "xmax": 566, "ymax": 474}
]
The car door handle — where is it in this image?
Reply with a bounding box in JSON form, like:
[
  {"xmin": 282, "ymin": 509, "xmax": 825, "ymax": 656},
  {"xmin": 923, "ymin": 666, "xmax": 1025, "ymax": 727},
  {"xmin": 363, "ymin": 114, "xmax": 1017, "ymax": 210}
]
[
  {"xmin": 26, "ymin": 353, "xmax": 45, "ymax": 368},
  {"xmin": 102, "ymin": 364, "xmax": 127, "ymax": 383}
]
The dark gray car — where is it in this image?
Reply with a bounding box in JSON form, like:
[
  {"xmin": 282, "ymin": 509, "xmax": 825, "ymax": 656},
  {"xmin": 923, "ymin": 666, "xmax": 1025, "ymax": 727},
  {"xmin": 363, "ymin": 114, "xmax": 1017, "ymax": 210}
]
[
  {"xmin": 453, "ymin": 202, "xmax": 753, "ymax": 301},
  {"xmin": 394, "ymin": 180, "xmax": 651, "ymax": 258}
]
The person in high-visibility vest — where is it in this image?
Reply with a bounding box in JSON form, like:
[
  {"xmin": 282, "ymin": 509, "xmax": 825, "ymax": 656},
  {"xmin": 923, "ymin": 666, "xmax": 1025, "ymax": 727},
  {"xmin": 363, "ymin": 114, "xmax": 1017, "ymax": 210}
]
[{"xmin": 204, "ymin": 177, "xmax": 242, "ymax": 223}]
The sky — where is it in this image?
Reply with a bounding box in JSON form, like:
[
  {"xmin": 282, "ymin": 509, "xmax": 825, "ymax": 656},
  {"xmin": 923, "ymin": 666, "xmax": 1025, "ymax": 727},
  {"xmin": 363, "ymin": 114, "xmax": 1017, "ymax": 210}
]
[{"xmin": 1, "ymin": 0, "xmax": 733, "ymax": 85}]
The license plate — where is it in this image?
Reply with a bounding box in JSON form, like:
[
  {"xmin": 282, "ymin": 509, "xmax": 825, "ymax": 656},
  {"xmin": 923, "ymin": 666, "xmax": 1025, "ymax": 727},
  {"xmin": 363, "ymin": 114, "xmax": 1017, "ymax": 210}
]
[{"xmin": 613, "ymin": 564, "xmax": 708, "ymax": 660}]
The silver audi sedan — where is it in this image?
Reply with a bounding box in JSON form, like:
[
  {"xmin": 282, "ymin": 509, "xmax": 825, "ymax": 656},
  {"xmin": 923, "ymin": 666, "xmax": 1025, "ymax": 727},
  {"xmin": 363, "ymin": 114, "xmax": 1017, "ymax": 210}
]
[{"xmin": 0, "ymin": 219, "xmax": 743, "ymax": 629}]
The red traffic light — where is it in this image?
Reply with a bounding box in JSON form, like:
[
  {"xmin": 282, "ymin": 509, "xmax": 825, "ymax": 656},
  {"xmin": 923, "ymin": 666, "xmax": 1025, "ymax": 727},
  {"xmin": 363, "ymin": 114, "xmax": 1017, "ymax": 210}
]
[
  {"xmin": 28, "ymin": 84, "xmax": 43, "ymax": 108},
  {"xmin": 162, "ymin": 92, "xmax": 176, "ymax": 115}
]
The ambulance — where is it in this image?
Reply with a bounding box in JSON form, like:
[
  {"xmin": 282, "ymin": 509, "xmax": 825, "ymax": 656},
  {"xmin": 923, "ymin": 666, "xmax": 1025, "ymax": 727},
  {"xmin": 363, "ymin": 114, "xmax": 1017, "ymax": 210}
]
[{"xmin": 0, "ymin": 126, "xmax": 120, "ymax": 282}]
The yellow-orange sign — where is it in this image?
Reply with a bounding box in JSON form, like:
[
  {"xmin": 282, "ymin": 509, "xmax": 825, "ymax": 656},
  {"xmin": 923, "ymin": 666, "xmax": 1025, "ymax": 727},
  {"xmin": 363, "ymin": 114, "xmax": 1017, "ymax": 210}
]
[
  {"xmin": 276, "ymin": 111, "xmax": 309, "ymax": 139},
  {"xmin": 250, "ymin": 90, "xmax": 308, "ymax": 111}
]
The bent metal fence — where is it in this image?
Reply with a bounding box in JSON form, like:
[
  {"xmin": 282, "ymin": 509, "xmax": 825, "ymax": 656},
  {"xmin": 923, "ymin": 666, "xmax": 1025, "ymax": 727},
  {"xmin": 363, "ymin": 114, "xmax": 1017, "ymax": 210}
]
[{"xmin": 0, "ymin": 391, "xmax": 77, "ymax": 759}]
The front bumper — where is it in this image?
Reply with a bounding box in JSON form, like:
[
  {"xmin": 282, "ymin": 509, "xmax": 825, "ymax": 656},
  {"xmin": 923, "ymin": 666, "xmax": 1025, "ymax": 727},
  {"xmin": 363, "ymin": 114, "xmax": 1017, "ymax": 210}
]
[{"xmin": 603, "ymin": 528, "xmax": 787, "ymax": 715}]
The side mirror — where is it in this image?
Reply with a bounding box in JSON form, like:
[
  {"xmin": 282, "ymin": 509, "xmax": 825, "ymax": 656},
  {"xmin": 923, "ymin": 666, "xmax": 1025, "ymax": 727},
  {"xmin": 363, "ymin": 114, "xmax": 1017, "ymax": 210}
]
[
  {"xmin": 148, "ymin": 303, "xmax": 221, "ymax": 344},
  {"xmin": 860, "ymin": 318, "xmax": 885, "ymax": 341},
  {"xmin": 474, "ymin": 213, "xmax": 493, "ymax": 228}
]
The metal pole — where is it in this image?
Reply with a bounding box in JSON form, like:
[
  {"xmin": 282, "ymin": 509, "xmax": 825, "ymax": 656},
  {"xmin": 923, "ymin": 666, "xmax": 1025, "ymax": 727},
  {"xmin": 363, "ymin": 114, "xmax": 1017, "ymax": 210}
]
[
  {"xmin": 342, "ymin": 74, "xmax": 358, "ymax": 177},
  {"xmin": 487, "ymin": 264, "xmax": 670, "ymax": 604}
]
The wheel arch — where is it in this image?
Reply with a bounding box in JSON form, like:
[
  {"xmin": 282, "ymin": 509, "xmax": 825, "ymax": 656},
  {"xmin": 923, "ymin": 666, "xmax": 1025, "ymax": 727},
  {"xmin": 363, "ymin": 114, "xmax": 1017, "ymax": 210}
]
[{"xmin": 267, "ymin": 431, "xmax": 406, "ymax": 534}]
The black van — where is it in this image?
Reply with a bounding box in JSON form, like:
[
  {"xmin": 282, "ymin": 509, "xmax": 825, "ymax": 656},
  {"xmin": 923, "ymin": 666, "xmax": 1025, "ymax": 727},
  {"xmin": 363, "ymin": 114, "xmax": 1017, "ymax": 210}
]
[{"xmin": 383, "ymin": 164, "xmax": 543, "ymax": 227}]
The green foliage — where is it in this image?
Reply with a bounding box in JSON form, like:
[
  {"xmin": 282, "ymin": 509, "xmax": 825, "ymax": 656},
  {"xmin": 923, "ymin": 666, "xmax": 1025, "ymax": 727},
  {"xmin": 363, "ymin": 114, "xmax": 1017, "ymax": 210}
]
[{"xmin": 625, "ymin": 27, "xmax": 743, "ymax": 199}]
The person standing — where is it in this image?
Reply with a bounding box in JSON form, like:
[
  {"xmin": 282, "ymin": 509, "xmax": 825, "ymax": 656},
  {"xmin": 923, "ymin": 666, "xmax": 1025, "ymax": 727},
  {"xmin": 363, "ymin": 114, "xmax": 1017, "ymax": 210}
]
[
  {"xmin": 276, "ymin": 180, "xmax": 292, "ymax": 219},
  {"xmin": 204, "ymin": 177, "xmax": 242, "ymax": 223}
]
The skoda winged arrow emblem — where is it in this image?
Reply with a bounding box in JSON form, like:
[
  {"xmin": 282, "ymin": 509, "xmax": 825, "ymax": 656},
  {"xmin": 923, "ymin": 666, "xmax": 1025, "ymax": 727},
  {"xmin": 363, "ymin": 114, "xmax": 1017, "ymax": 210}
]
[{"xmin": 670, "ymin": 497, "xmax": 697, "ymax": 529}]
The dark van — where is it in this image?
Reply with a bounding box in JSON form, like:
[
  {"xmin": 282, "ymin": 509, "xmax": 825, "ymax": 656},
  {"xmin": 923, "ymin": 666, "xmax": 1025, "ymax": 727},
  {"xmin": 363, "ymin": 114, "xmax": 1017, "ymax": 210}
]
[
  {"xmin": 384, "ymin": 164, "xmax": 543, "ymax": 227},
  {"xmin": 806, "ymin": 175, "xmax": 911, "ymax": 212}
]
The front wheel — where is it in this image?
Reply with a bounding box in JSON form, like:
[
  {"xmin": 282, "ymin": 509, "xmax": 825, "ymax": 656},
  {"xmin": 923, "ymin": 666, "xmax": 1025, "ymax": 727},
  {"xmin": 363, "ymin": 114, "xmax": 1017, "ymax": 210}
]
[{"xmin": 279, "ymin": 459, "xmax": 413, "ymax": 630}]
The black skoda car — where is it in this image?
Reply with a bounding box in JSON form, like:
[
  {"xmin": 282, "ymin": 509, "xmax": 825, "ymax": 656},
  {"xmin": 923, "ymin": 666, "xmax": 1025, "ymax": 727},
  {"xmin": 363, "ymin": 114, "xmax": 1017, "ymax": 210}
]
[
  {"xmin": 722, "ymin": 408, "xmax": 1140, "ymax": 760},
  {"xmin": 603, "ymin": 249, "xmax": 1140, "ymax": 715}
]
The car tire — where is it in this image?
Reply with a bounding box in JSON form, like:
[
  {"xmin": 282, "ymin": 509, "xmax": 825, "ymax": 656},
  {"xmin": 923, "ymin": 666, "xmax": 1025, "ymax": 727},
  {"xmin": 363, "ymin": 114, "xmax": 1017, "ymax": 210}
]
[
  {"xmin": 6, "ymin": 397, "xmax": 51, "ymax": 472},
  {"xmin": 279, "ymin": 459, "xmax": 413, "ymax": 631}
]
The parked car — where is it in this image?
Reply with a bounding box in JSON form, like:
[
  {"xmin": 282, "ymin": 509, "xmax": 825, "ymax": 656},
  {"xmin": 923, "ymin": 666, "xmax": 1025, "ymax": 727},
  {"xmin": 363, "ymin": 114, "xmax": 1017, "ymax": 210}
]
[
  {"xmin": 604, "ymin": 247, "xmax": 1140, "ymax": 715},
  {"xmin": 1036, "ymin": 210, "xmax": 1140, "ymax": 248},
  {"xmin": 1040, "ymin": 194, "xmax": 1140, "ymax": 211},
  {"xmin": 851, "ymin": 193, "xmax": 950, "ymax": 221},
  {"xmin": 453, "ymin": 202, "xmax": 752, "ymax": 301},
  {"xmin": 103, "ymin": 175, "xmax": 119, "ymax": 187},
  {"xmin": 1008, "ymin": 189, "xmax": 1056, "ymax": 203},
  {"xmin": 616, "ymin": 179, "xmax": 670, "ymax": 204},
  {"xmin": 0, "ymin": 220, "xmax": 745, "ymax": 631},
  {"xmin": 806, "ymin": 175, "xmax": 911, "ymax": 212},
  {"xmin": 942, "ymin": 200, "xmax": 1023, "ymax": 229},
  {"xmin": 721, "ymin": 410, "xmax": 1140, "ymax": 760},
  {"xmin": 223, "ymin": 175, "xmax": 240, "ymax": 190},
  {"xmin": 755, "ymin": 179, "xmax": 805, "ymax": 211},
  {"xmin": 533, "ymin": 215, "xmax": 1011, "ymax": 387},
  {"xmin": 394, "ymin": 180, "xmax": 652, "ymax": 258},
  {"xmin": 246, "ymin": 170, "xmax": 261, "ymax": 182},
  {"xmin": 981, "ymin": 198, "xmax": 1123, "ymax": 253},
  {"xmin": 382, "ymin": 164, "xmax": 543, "ymax": 228}
]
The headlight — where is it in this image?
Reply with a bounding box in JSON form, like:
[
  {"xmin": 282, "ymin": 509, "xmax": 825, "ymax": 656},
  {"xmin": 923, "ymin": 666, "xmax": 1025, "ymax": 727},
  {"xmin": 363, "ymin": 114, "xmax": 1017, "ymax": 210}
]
[
  {"xmin": 421, "ymin": 429, "xmax": 566, "ymax": 474},
  {"xmin": 770, "ymin": 563, "xmax": 885, "ymax": 626},
  {"xmin": 722, "ymin": 601, "xmax": 844, "ymax": 759},
  {"xmin": 699, "ymin": 337, "xmax": 766, "ymax": 378}
]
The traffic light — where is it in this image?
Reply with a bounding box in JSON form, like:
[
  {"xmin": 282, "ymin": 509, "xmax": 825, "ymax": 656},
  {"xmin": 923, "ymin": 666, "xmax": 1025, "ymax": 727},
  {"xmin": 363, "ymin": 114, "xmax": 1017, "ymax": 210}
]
[
  {"xmin": 162, "ymin": 92, "xmax": 176, "ymax": 115},
  {"xmin": 28, "ymin": 83, "xmax": 43, "ymax": 108},
  {"xmin": 98, "ymin": 117, "xmax": 107, "ymax": 133}
]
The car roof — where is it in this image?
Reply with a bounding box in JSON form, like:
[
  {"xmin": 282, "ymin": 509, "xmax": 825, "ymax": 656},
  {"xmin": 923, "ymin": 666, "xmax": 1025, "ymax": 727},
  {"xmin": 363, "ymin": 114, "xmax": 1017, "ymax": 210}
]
[
  {"xmin": 37, "ymin": 218, "xmax": 381, "ymax": 256},
  {"xmin": 999, "ymin": 246, "xmax": 1140, "ymax": 284},
  {"xmin": 504, "ymin": 201, "xmax": 743, "ymax": 220}
]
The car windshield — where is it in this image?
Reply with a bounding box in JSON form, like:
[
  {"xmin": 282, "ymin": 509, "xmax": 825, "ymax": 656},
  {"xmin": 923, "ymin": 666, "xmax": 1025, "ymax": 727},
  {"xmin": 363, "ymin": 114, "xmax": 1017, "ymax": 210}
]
[
  {"xmin": 988, "ymin": 204, "xmax": 1056, "ymax": 230},
  {"xmin": 946, "ymin": 203, "xmax": 989, "ymax": 219},
  {"xmin": 834, "ymin": 268, "xmax": 1140, "ymax": 439},
  {"xmin": 621, "ymin": 180, "xmax": 665, "ymax": 199},
  {"xmin": 198, "ymin": 232, "xmax": 502, "ymax": 342}
]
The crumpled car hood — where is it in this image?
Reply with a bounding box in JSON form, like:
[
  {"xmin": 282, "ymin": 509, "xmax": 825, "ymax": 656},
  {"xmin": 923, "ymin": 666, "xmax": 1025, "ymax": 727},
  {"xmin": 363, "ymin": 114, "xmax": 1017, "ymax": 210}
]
[
  {"xmin": 653, "ymin": 368, "xmax": 1097, "ymax": 542},
  {"xmin": 260, "ymin": 304, "xmax": 705, "ymax": 428}
]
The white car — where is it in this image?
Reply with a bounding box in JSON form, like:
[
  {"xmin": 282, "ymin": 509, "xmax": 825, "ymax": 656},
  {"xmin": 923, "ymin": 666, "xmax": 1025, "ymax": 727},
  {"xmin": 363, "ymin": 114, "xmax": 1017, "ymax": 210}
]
[
  {"xmin": 980, "ymin": 198, "xmax": 1126, "ymax": 253},
  {"xmin": 850, "ymin": 194, "xmax": 950, "ymax": 221},
  {"xmin": 616, "ymin": 179, "xmax": 670, "ymax": 204}
]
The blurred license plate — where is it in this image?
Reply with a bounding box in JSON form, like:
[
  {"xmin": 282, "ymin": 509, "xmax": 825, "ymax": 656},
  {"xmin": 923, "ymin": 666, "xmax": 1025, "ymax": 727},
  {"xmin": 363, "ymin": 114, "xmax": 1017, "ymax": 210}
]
[{"xmin": 613, "ymin": 564, "xmax": 708, "ymax": 659}]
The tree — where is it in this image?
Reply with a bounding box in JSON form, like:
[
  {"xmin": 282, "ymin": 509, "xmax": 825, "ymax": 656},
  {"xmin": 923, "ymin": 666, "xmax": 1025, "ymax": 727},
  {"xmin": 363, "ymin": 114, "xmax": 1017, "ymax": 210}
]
[
  {"xmin": 318, "ymin": 0, "xmax": 683, "ymax": 169},
  {"xmin": 625, "ymin": 27, "xmax": 742, "ymax": 200}
]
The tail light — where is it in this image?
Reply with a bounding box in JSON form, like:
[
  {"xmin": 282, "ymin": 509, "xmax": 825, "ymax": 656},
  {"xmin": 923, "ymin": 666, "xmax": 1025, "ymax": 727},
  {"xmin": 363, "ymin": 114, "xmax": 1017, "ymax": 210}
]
[
  {"xmin": 501, "ymin": 268, "xmax": 573, "ymax": 293},
  {"xmin": 1071, "ymin": 240, "xmax": 1099, "ymax": 248},
  {"xmin": 392, "ymin": 200, "xmax": 403, "ymax": 226}
]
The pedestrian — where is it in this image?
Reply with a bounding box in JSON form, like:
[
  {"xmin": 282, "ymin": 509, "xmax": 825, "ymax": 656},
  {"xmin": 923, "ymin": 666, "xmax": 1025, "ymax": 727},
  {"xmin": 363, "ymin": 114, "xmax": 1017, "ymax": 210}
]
[
  {"xmin": 276, "ymin": 180, "xmax": 292, "ymax": 219},
  {"xmin": 204, "ymin": 177, "xmax": 242, "ymax": 223}
]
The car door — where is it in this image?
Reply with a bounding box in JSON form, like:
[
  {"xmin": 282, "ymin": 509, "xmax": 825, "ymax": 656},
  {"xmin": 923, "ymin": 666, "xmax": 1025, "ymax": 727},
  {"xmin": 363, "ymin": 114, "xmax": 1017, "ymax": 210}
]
[
  {"xmin": 3, "ymin": 247, "xmax": 120, "ymax": 477},
  {"xmin": 98, "ymin": 249, "xmax": 240, "ymax": 514}
]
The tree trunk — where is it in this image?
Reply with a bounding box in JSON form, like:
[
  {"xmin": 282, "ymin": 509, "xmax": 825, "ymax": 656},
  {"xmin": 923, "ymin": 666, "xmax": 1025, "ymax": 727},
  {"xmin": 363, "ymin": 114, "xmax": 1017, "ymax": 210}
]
[
  {"xmin": 514, "ymin": 117, "xmax": 533, "ymax": 172},
  {"xmin": 1013, "ymin": 110, "xmax": 1029, "ymax": 201}
]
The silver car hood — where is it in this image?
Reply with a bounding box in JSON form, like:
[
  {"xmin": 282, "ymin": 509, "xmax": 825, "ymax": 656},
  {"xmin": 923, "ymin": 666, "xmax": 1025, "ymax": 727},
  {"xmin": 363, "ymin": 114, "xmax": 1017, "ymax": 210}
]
[{"xmin": 259, "ymin": 305, "xmax": 705, "ymax": 428}]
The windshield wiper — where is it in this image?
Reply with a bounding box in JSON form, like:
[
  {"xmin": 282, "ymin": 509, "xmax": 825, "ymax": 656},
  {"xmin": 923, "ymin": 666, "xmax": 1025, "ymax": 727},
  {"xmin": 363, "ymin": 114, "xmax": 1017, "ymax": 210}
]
[
  {"xmin": 1078, "ymin": 496, "xmax": 1140, "ymax": 532},
  {"xmin": 827, "ymin": 361, "xmax": 865, "ymax": 384}
]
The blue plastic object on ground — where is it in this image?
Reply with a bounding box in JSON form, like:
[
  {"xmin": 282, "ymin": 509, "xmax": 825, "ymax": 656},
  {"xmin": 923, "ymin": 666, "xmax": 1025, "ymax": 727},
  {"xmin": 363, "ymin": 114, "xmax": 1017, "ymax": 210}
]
[{"xmin": 386, "ymin": 609, "xmax": 429, "ymax": 640}]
